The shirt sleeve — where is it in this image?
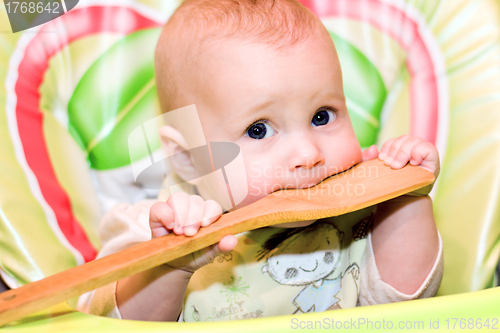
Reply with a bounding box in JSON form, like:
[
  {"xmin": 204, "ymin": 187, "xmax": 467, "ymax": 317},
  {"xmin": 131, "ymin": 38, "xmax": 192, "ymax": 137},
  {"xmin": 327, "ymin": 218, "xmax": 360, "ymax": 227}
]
[
  {"xmin": 358, "ymin": 231, "xmax": 444, "ymax": 306},
  {"xmin": 77, "ymin": 200, "xmax": 155, "ymax": 318}
]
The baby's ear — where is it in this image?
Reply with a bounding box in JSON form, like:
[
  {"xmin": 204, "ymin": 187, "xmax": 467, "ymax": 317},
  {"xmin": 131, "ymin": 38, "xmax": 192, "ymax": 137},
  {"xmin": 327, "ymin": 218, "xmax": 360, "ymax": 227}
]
[{"xmin": 159, "ymin": 126, "xmax": 199, "ymax": 184}]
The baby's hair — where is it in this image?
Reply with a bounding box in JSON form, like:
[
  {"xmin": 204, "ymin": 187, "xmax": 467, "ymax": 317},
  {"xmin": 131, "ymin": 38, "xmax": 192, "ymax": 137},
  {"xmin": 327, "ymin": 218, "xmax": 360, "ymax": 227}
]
[
  {"xmin": 155, "ymin": 0, "xmax": 323, "ymax": 111},
  {"xmin": 166, "ymin": 0, "xmax": 317, "ymax": 48}
]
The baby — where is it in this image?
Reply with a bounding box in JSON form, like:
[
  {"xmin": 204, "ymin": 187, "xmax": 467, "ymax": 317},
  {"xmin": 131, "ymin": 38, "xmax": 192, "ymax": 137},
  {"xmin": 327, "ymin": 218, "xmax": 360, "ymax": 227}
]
[{"xmin": 78, "ymin": 0, "xmax": 443, "ymax": 322}]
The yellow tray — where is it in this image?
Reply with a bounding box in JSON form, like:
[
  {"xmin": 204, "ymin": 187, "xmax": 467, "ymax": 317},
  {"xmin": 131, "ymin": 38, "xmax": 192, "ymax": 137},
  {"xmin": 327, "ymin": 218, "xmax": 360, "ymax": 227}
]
[{"xmin": 4, "ymin": 287, "xmax": 500, "ymax": 332}]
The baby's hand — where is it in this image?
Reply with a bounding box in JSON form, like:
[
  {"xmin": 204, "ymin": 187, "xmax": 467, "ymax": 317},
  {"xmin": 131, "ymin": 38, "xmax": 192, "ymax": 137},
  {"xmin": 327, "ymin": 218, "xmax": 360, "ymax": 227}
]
[
  {"xmin": 149, "ymin": 192, "xmax": 237, "ymax": 272},
  {"xmin": 378, "ymin": 135, "xmax": 440, "ymax": 195},
  {"xmin": 378, "ymin": 135, "xmax": 440, "ymax": 177},
  {"xmin": 150, "ymin": 192, "xmax": 222, "ymax": 237}
]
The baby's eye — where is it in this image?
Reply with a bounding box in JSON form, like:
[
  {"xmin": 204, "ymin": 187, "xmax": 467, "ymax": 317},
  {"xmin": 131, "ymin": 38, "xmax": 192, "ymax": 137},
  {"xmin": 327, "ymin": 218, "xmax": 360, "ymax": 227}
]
[
  {"xmin": 246, "ymin": 122, "xmax": 275, "ymax": 140},
  {"xmin": 312, "ymin": 108, "xmax": 336, "ymax": 127}
]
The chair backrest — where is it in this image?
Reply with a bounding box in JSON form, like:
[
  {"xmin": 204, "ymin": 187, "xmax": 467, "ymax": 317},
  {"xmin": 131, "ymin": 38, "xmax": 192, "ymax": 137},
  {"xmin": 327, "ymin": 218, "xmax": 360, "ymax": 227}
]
[{"xmin": 0, "ymin": 0, "xmax": 499, "ymax": 297}]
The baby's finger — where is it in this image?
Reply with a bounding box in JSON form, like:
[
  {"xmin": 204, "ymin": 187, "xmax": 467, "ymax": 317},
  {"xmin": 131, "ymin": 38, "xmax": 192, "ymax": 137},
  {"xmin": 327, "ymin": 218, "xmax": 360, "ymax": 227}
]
[
  {"xmin": 174, "ymin": 235, "xmax": 238, "ymax": 271},
  {"xmin": 361, "ymin": 145, "xmax": 378, "ymax": 162},
  {"xmin": 408, "ymin": 145, "xmax": 426, "ymax": 166},
  {"xmin": 382, "ymin": 135, "xmax": 410, "ymax": 164},
  {"xmin": 410, "ymin": 142, "xmax": 440, "ymax": 177},
  {"xmin": 183, "ymin": 195, "xmax": 205, "ymax": 236},
  {"xmin": 167, "ymin": 192, "xmax": 190, "ymax": 233},
  {"xmin": 149, "ymin": 202, "xmax": 175, "ymax": 238},
  {"xmin": 213, "ymin": 235, "xmax": 239, "ymax": 254},
  {"xmin": 378, "ymin": 138, "xmax": 396, "ymax": 160},
  {"xmin": 389, "ymin": 136, "xmax": 424, "ymax": 169},
  {"xmin": 201, "ymin": 236, "xmax": 238, "ymax": 266},
  {"xmin": 201, "ymin": 200, "xmax": 223, "ymax": 227}
]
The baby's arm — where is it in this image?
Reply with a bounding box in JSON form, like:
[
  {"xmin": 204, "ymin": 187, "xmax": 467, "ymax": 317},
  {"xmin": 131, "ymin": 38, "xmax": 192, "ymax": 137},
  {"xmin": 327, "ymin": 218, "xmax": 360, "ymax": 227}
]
[
  {"xmin": 116, "ymin": 193, "xmax": 237, "ymax": 321},
  {"xmin": 364, "ymin": 135, "xmax": 441, "ymax": 295}
]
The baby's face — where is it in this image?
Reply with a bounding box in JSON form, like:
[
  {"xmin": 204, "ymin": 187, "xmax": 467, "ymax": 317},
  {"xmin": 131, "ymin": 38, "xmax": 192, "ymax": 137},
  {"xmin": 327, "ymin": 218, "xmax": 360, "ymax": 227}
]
[{"xmin": 176, "ymin": 34, "xmax": 361, "ymax": 213}]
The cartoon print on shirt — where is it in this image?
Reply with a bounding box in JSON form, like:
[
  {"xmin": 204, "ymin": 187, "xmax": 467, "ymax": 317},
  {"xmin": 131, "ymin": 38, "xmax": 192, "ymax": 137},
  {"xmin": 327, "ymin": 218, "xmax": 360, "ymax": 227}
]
[
  {"xmin": 216, "ymin": 253, "xmax": 233, "ymax": 263},
  {"xmin": 188, "ymin": 275, "xmax": 252, "ymax": 322},
  {"xmin": 220, "ymin": 275, "xmax": 250, "ymax": 320},
  {"xmin": 259, "ymin": 222, "xmax": 361, "ymax": 313}
]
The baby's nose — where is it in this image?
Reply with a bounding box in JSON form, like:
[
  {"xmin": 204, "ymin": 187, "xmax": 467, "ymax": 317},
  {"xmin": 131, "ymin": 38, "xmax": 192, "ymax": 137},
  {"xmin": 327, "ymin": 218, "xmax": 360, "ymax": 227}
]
[{"xmin": 287, "ymin": 137, "xmax": 325, "ymax": 171}]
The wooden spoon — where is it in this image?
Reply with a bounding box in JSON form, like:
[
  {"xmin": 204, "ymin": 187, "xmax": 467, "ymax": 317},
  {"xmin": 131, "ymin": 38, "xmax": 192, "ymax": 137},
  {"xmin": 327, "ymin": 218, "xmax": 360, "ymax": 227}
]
[{"xmin": 0, "ymin": 159, "xmax": 434, "ymax": 326}]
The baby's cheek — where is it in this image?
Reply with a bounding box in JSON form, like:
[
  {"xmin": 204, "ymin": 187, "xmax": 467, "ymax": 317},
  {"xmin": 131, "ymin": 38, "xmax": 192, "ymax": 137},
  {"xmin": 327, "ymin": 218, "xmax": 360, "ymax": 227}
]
[
  {"xmin": 239, "ymin": 159, "xmax": 277, "ymax": 198},
  {"xmin": 243, "ymin": 174, "xmax": 279, "ymax": 205}
]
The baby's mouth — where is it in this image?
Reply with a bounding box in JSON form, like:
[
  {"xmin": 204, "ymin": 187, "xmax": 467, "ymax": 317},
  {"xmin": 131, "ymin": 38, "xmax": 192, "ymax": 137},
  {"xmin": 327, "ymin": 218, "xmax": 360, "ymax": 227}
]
[
  {"xmin": 279, "ymin": 178, "xmax": 325, "ymax": 191},
  {"xmin": 293, "ymin": 164, "xmax": 358, "ymax": 189},
  {"xmin": 298, "ymin": 182, "xmax": 323, "ymax": 189},
  {"xmin": 284, "ymin": 165, "xmax": 355, "ymax": 190}
]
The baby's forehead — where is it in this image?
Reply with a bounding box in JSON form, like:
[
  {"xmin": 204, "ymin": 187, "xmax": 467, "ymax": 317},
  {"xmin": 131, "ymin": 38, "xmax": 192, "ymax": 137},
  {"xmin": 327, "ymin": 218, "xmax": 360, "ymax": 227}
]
[
  {"xmin": 155, "ymin": 0, "xmax": 332, "ymax": 113},
  {"xmin": 156, "ymin": 0, "xmax": 325, "ymax": 72}
]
